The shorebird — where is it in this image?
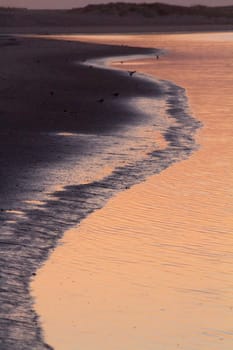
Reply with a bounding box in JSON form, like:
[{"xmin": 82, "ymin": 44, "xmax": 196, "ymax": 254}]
[
  {"xmin": 128, "ymin": 71, "xmax": 136, "ymax": 77},
  {"xmin": 156, "ymin": 55, "xmax": 160, "ymax": 60}
]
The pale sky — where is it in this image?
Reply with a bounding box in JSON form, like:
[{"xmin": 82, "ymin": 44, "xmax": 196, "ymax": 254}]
[{"xmin": 1, "ymin": 0, "xmax": 233, "ymax": 9}]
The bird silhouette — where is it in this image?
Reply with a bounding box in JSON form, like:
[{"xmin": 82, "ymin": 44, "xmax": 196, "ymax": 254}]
[{"xmin": 128, "ymin": 71, "xmax": 136, "ymax": 77}]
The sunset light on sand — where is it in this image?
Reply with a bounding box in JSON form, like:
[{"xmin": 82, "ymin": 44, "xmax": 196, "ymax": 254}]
[{"xmin": 0, "ymin": 2, "xmax": 233, "ymax": 350}]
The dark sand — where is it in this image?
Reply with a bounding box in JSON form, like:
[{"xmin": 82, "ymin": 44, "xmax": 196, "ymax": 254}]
[
  {"xmin": 0, "ymin": 35, "xmax": 160, "ymax": 211},
  {"xmin": 0, "ymin": 36, "xmax": 158, "ymax": 133},
  {"xmin": 0, "ymin": 34, "xmax": 164, "ymax": 349}
]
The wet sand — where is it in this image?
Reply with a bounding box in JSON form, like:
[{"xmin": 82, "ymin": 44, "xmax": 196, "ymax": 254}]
[
  {"xmin": 32, "ymin": 33, "xmax": 233, "ymax": 349},
  {"xmin": 0, "ymin": 35, "xmax": 158, "ymax": 211},
  {"xmin": 0, "ymin": 35, "xmax": 164, "ymax": 349}
]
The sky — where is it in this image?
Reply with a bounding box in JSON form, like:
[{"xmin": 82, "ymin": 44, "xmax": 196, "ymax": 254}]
[{"xmin": 1, "ymin": 0, "xmax": 233, "ymax": 9}]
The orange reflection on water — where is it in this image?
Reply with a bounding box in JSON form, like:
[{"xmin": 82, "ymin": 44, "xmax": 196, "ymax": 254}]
[{"xmin": 32, "ymin": 33, "xmax": 233, "ymax": 350}]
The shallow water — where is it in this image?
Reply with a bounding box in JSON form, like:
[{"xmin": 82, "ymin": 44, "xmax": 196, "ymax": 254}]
[
  {"xmin": 31, "ymin": 32, "xmax": 233, "ymax": 350},
  {"xmin": 0, "ymin": 34, "xmax": 200, "ymax": 349}
]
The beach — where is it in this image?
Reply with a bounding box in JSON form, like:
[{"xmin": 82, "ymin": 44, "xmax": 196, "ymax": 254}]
[
  {"xmin": 0, "ymin": 35, "xmax": 162, "ymax": 212},
  {"xmin": 0, "ymin": 31, "xmax": 233, "ymax": 350},
  {"xmin": 0, "ymin": 35, "xmax": 162, "ymax": 349},
  {"xmin": 32, "ymin": 33, "xmax": 233, "ymax": 349}
]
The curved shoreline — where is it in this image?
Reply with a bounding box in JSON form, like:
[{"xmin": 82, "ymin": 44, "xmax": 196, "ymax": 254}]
[
  {"xmin": 0, "ymin": 36, "xmax": 201, "ymax": 349},
  {"xmin": 32, "ymin": 32, "xmax": 233, "ymax": 350}
]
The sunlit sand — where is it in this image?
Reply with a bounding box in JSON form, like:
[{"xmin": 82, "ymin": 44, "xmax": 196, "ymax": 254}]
[{"xmin": 32, "ymin": 32, "xmax": 233, "ymax": 350}]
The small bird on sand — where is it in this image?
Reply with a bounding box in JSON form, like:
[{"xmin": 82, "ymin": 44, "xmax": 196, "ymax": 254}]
[
  {"xmin": 156, "ymin": 55, "xmax": 160, "ymax": 60},
  {"xmin": 129, "ymin": 71, "xmax": 136, "ymax": 77}
]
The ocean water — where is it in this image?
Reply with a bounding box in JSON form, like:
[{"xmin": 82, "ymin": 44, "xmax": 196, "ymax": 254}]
[{"xmin": 1, "ymin": 32, "xmax": 233, "ymax": 349}]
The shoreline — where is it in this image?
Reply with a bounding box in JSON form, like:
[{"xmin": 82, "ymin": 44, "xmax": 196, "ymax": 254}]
[
  {"xmin": 0, "ymin": 35, "xmax": 158, "ymax": 213},
  {"xmin": 0, "ymin": 34, "xmax": 200, "ymax": 349},
  {"xmin": 31, "ymin": 32, "xmax": 233, "ymax": 349},
  {"xmin": 0, "ymin": 36, "xmax": 153, "ymax": 349},
  {"xmin": 1, "ymin": 29, "xmax": 233, "ymax": 346}
]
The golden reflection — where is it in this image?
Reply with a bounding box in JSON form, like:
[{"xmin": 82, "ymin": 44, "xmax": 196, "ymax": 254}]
[
  {"xmin": 32, "ymin": 33, "xmax": 233, "ymax": 350},
  {"xmin": 5, "ymin": 210, "xmax": 25, "ymax": 216}
]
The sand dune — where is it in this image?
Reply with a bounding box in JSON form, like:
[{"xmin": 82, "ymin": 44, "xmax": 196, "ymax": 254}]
[{"xmin": 0, "ymin": 3, "xmax": 233, "ymax": 34}]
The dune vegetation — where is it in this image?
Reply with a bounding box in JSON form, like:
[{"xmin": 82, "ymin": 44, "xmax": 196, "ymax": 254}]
[{"xmin": 0, "ymin": 2, "xmax": 232, "ymax": 28}]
